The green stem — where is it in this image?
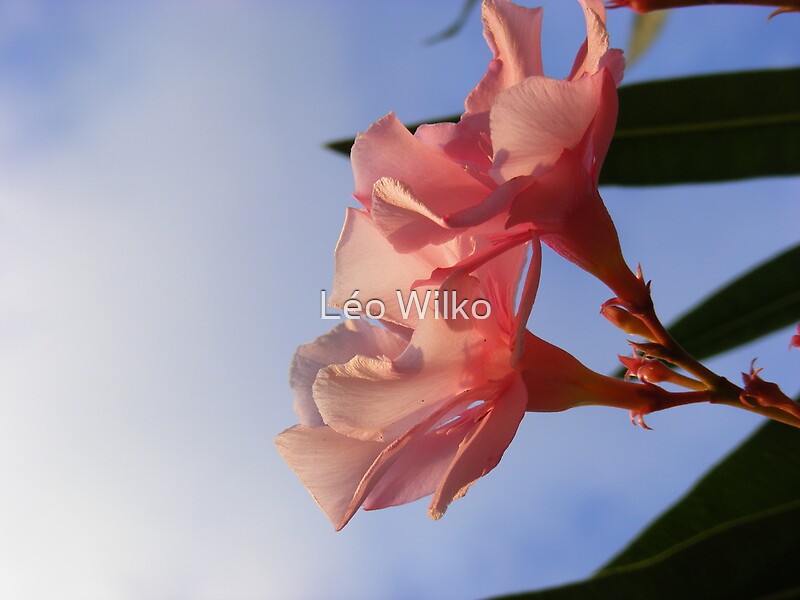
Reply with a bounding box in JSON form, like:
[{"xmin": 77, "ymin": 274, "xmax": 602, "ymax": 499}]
[
  {"xmin": 611, "ymin": 0, "xmax": 800, "ymax": 13},
  {"xmin": 637, "ymin": 301, "xmax": 742, "ymax": 401}
]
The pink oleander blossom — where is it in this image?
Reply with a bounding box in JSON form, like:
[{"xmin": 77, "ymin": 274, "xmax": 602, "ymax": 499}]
[
  {"xmin": 277, "ymin": 265, "xmax": 665, "ymax": 529},
  {"xmin": 277, "ymin": 264, "xmax": 528, "ymax": 529},
  {"xmin": 277, "ymin": 0, "xmax": 800, "ymax": 530},
  {"xmin": 349, "ymin": 0, "xmax": 647, "ymax": 306},
  {"xmin": 278, "ymin": 202, "xmax": 676, "ymax": 527}
]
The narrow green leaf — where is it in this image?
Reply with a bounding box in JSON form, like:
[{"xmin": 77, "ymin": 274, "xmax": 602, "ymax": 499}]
[
  {"xmin": 664, "ymin": 242, "xmax": 800, "ymax": 362},
  {"xmin": 604, "ymin": 67, "xmax": 800, "ymax": 185},
  {"xmin": 627, "ymin": 13, "xmax": 669, "ymax": 67},
  {"xmin": 599, "ymin": 419, "xmax": 800, "ymax": 571},
  {"xmin": 494, "ymin": 501, "xmax": 800, "ymax": 600},
  {"xmin": 325, "ymin": 68, "xmax": 800, "ymax": 186},
  {"xmin": 488, "ymin": 420, "xmax": 800, "ymax": 600}
]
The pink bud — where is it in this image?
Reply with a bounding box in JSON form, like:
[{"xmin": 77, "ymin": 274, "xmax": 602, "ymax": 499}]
[
  {"xmin": 601, "ymin": 304, "xmax": 653, "ymax": 339},
  {"xmin": 618, "ymin": 354, "xmax": 672, "ymax": 384},
  {"xmin": 738, "ymin": 361, "xmax": 800, "ymax": 426}
]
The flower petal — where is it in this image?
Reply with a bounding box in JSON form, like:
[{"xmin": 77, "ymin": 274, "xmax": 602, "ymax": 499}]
[
  {"xmin": 413, "ymin": 122, "xmax": 495, "ymax": 179},
  {"xmin": 289, "ymin": 320, "xmax": 407, "ymax": 426},
  {"xmin": 363, "ymin": 413, "xmax": 476, "ymax": 510},
  {"xmin": 337, "ymin": 392, "xmax": 482, "ymax": 528},
  {"xmin": 466, "ymin": 1, "xmax": 544, "ymax": 116},
  {"xmin": 489, "ymin": 73, "xmax": 601, "ymax": 183},
  {"xmin": 443, "ymin": 176, "xmax": 527, "ymax": 229},
  {"xmin": 275, "ymin": 425, "xmax": 387, "ymax": 529},
  {"xmin": 318, "ymin": 275, "xmax": 510, "ymax": 442},
  {"xmin": 428, "ymin": 374, "xmax": 527, "ymax": 519},
  {"xmin": 571, "ymin": 1, "xmax": 608, "ymax": 78},
  {"xmin": 371, "ymin": 177, "xmax": 457, "ymax": 253},
  {"xmin": 330, "ymin": 208, "xmax": 454, "ymax": 326},
  {"xmin": 586, "ymin": 69, "xmax": 619, "ymax": 180},
  {"xmin": 505, "ymin": 149, "xmax": 593, "ymax": 230},
  {"xmin": 313, "ymin": 331, "xmax": 482, "ymax": 443},
  {"xmin": 351, "ymin": 113, "xmax": 490, "ymax": 213}
]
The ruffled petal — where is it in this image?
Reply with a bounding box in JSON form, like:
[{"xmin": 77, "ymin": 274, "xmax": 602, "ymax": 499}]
[
  {"xmin": 330, "ymin": 208, "xmax": 452, "ymax": 326},
  {"xmin": 318, "ymin": 274, "xmax": 511, "ymax": 442},
  {"xmin": 337, "ymin": 392, "xmax": 486, "ymax": 528},
  {"xmin": 414, "ymin": 121, "xmax": 496, "ymax": 185},
  {"xmin": 505, "ymin": 149, "xmax": 593, "ymax": 230},
  {"xmin": 489, "ymin": 73, "xmax": 601, "ymax": 183},
  {"xmin": 289, "ymin": 320, "xmax": 407, "ymax": 426},
  {"xmin": 313, "ymin": 353, "xmax": 453, "ymax": 443},
  {"xmin": 279, "ymin": 387, "xmax": 492, "ymax": 530},
  {"xmin": 586, "ymin": 69, "xmax": 619, "ymax": 180},
  {"xmin": 275, "ymin": 425, "xmax": 387, "ymax": 529},
  {"xmin": 466, "ymin": 1, "xmax": 544, "ymax": 115},
  {"xmin": 428, "ymin": 374, "xmax": 527, "ymax": 519},
  {"xmin": 371, "ymin": 177, "xmax": 457, "ymax": 253},
  {"xmin": 443, "ymin": 176, "xmax": 527, "ymax": 229},
  {"xmin": 312, "ymin": 327, "xmax": 486, "ymax": 443},
  {"xmin": 363, "ymin": 411, "xmax": 476, "ymax": 510},
  {"xmin": 351, "ymin": 113, "xmax": 490, "ymax": 213},
  {"xmin": 570, "ymin": 1, "xmax": 609, "ymax": 79}
]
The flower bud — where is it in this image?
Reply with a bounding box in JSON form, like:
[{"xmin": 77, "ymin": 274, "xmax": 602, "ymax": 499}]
[
  {"xmin": 601, "ymin": 304, "xmax": 653, "ymax": 339},
  {"xmin": 618, "ymin": 354, "xmax": 671, "ymax": 383}
]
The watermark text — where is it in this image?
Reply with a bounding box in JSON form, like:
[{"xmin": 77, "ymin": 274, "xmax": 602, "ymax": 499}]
[{"xmin": 320, "ymin": 289, "xmax": 491, "ymax": 320}]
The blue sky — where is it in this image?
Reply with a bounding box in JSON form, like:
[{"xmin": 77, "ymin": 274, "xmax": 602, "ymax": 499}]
[{"xmin": 0, "ymin": 1, "xmax": 797, "ymax": 599}]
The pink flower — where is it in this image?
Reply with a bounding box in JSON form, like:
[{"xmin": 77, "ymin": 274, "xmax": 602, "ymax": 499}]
[
  {"xmin": 277, "ymin": 264, "xmax": 662, "ymax": 529},
  {"xmin": 350, "ymin": 0, "xmax": 647, "ymax": 306},
  {"xmin": 278, "ymin": 206, "xmax": 675, "ymax": 527},
  {"xmin": 791, "ymin": 324, "xmax": 800, "ymax": 349},
  {"xmin": 277, "ymin": 263, "xmax": 529, "ymax": 529},
  {"xmin": 276, "ymin": 0, "xmax": 682, "ymax": 529}
]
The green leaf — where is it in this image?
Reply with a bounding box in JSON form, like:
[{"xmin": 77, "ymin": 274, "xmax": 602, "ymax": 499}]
[
  {"xmin": 604, "ymin": 67, "xmax": 800, "ymax": 185},
  {"xmin": 325, "ymin": 68, "xmax": 800, "ymax": 186},
  {"xmin": 662, "ymin": 242, "xmax": 800, "ymax": 362},
  {"xmin": 627, "ymin": 12, "xmax": 669, "ymax": 67},
  {"xmin": 598, "ymin": 420, "xmax": 800, "ymax": 572},
  {"xmin": 495, "ymin": 501, "xmax": 800, "ymax": 599},
  {"xmin": 488, "ymin": 420, "xmax": 800, "ymax": 600}
]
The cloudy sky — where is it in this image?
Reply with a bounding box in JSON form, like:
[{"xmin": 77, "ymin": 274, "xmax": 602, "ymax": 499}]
[{"xmin": 0, "ymin": 1, "xmax": 797, "ymax": 599}]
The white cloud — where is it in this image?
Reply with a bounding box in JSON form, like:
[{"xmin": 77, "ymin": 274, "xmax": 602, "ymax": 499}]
[{"xmin": 0, "ymin": 3, "xmax": 361, "ymax": 598}]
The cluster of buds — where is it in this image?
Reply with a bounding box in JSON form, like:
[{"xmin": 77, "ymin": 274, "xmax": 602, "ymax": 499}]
[{"xmin": 605, "ymin": 301, "xmax": 799, "ymax": 431}]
